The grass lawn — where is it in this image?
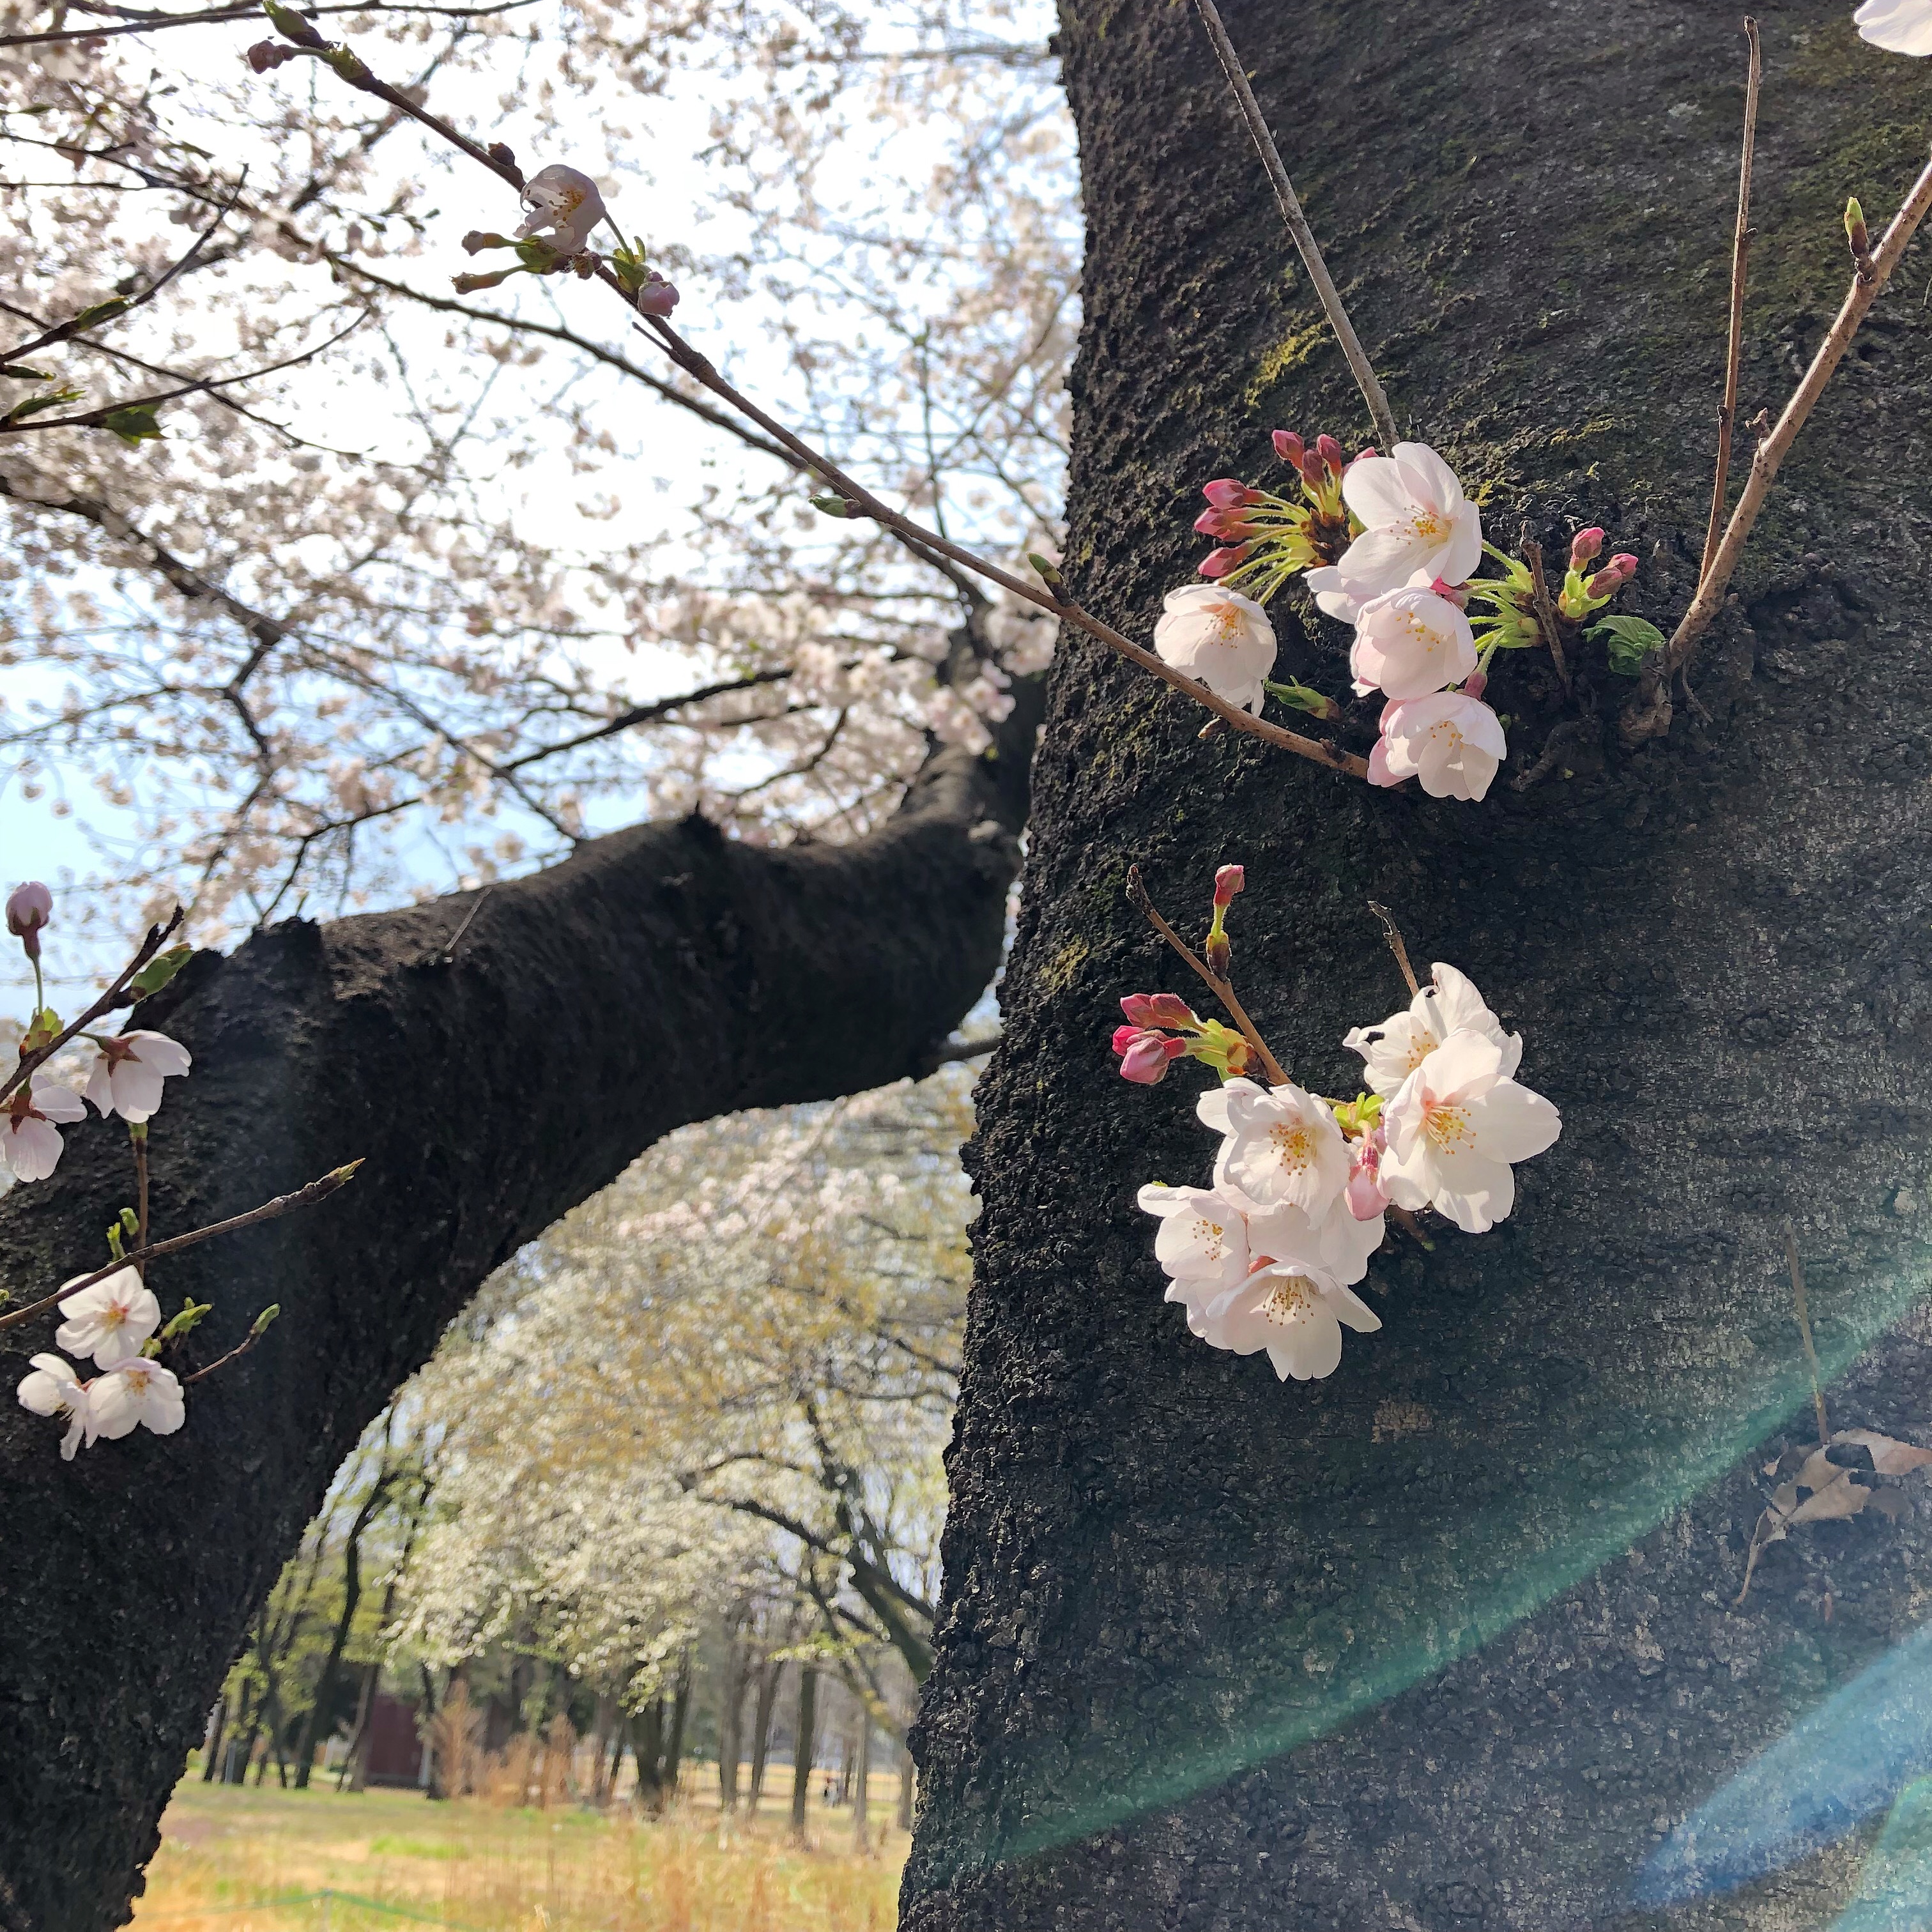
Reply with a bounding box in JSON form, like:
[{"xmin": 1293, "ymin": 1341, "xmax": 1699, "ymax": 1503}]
[{"xmin": 130, "ymin": 1769, "xmax": 908, "ymax": 1932}]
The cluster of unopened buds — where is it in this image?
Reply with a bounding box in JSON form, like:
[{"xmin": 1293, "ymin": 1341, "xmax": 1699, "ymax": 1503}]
[
  {"xmin": 1115, "ymin": 865, "xmax": 1560, "ymax": 1381},
  {"xmin": 4, "ymin": 882, "xmax": 285, "ymax": 1459},
  {"xmin": 452, "ymin": 165, "xmax": 678, "ymax": 317},
  {"xmin": 1155, "ymin": 435, "xmax": 1655, "ymax": 801}
]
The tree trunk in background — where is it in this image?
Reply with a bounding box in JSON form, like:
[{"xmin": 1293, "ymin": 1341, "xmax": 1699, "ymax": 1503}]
[
  {"xmin": 747, "ymin": 1655, "xmax": 785, "ymax": 1815},
  {"xmin": 664, "ymin": 1655, "xmax": 692, "ymax": 1802},
  {"xmin": 198, "ymin": 1701, "xmax": 224, "ymax": 1786},
  {"xmin": 790, "ymin": 1666, "xmax": 819, "ymax": 1841},
  {"xmin": 853, "ymin": 1705, "xmax": 872, "ymax": 1853},
  {"xmin": 0, "ymin": 692, "xmax": 1037, "ymax": 1928},
  {"xmin": 905, "ymin": 4, "xmax": 1932, "ymax": 1929},
  {"xmin": 719, "ymin": 1632, "xmax": 749, "ymax": 1814}
]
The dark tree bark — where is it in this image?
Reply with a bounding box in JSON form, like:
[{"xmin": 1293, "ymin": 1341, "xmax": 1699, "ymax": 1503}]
[
  {"xmin": 905, "ymin": 4, "xmax": 1932, "ymax": 1930},
  {"xmin": 791, "ymin": 1664, "xmax": 820, "ymax": 1839},
  {"xmin": 747, "ymin": 1650, "xmax": 786, "ymax": 1813},
  {"xmin": 0, "ymin": 698, "xmax": 1035, "ymax": 1930}
]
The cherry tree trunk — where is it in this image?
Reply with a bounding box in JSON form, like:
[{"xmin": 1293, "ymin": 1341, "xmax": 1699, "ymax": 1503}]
[
  {"xmin": 0, "ymin": 707, "xmax": 1035, "ymax": 1931},
  {"xmin": 905, "ymin": 4, "xmax": 1932, "ymax": 1929}
]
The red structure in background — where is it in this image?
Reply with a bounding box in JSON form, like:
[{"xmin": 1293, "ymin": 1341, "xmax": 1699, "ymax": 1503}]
[{"xmin": 362, "ymin": 1692, "xmax": 425, "ymax": 1786}]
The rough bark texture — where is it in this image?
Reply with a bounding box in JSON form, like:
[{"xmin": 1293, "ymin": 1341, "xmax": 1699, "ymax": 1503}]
[
  {"xmin": 906, "ymin": 4, "xmax": 1932, "ymax": 1929},
  {"xmin": 0, "ymin": 696, "xmax": 1036, "ymax": 1932}
]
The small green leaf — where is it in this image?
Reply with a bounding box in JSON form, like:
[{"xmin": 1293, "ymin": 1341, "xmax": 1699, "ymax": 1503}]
[
  {"xmin": 0, "ymin": 365, "xmax": 53, "ymax": 381},
  {"xmin": 100, "ymin": 404, "xmax": 162, "ymax": 447},
  {"xmin": 128, "ymin": 943, "xmax": 192, "ymax": 999},
  {"xmin": 3, "ymin": 385, "xmax": 84, "ymax": 425},
  {"xmin": 158, "ymin": 1298, "xmax": 214, "ymax": 1344},
  {"xmin": 69, "ymin": 298, "xmax": 129, "ymax": 332},
  {"xmin": 1590, "ymin": 613, "xmax": 1668, "ymax": 677},
  {"xmin": 512, "ymin": 239, "xmax": 561, "ymax": 272},
  {"xmin": 250, "ymin": 1302, "xmax": 282, "ymax": 1337}
]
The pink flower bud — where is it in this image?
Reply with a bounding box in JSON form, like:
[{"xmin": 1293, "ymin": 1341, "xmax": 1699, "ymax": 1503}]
[
  {"xmin": 635, "ymin": 275, "xmax": 679, "ymax": 317},
  {"xmin": 1113, "ymin": 1029, "xmax": 1184, "ymax": 1084},
  {"xmin": 1569, "ymin": 527, "xmax": 1605, "ymax": 570},
  {"xmin": 1193, "ymin": 508, "xmax": 1258, "ymax": 540},
  {"xmin": 1213, "ymin": 864, "xmax": 1245, "ymax": 908},
  {"xmin": 1459, "ymin": 669, "xmax": 1487, "ymax": 700},
  {"xmin": 1121, "ymin": 992, "xmax": 1197, "ymax": 1031},
  {"xmin": 1586, "ymin": 554, "xmax": 1638, "ymax": 599},
  {"xmin": 1272, "ymin": 430, "xmax": 1305, "ymax": 470},
  {"xmin": 1428, "ymin": 576, "xmax": 1470, "ymax": 610},
  {"xmin": 1355, "ymin": 447, "xmax": 1378, "ymax": 463},
  {"xmin": 1609, "ymin": 552, "xmax": 1637, "ymax": 578},
  {"xmin": 1314, "ymin": 434, "xmax": 1344, "ymax": 477},
  {"xmin": 1198, "ymin": 544, "xmax": 1253, "ymax": 579},
  {"xmin": 1201, "ymin": 479, "xmax": 1258, "ymax": 510},
  {"xmin": 1344, "ymin": 1128, "xmax": 1389, "ymax": 1220},
  {"xmin": 6, "ymin": 882, "xmax": 51, "ymax": 958}
]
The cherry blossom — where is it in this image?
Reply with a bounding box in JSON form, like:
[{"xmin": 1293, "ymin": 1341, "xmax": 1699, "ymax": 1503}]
[
  {"xmin": 1379, "ymin": 1030, "xmax": 1561, "ymax": 1234},
  {"xmin": 89, "ymin": 1358, "xmax": 187, "ymax": 1441},
  {"xmin": 1345, "ymin": 1128, "xmax": 1390, "ymax": 1222},
  {"xmin": 1140, "ymin": 1184, "xmax": 1383, "ymax": 1379},
  {"xmin": 1856, "ymin": 0, "xmax": 1932, "ymax": 54},
  {"xmin": 1350, "ymin": 585, "xmax": 1479, "ymax": 700},
  {"xmin": 1344, "ymin": 962, "xmax": 1523, "ymax": 1098},
  {"xmin": 16, "ymin": 1353, "xmax": 94, "ymax": 1460},
  {"xmin": 1331, "ymin": 443, "xmax": 1483, "ymax": 600},
  {"xmin": 516, "ymin": 164, "xmax": 608, "ymax": 254},
  {"xmin": 1137, "ymin": 1183, "xmax": 1252, "ymax": 1294},
  {"xmin": 1370, "ymin": 691, "xmax": 1508, "ymax": 802},
  {"xmin": 1183, "ymin": 1262, "xmax": 1383, "ymax": 1382},
  {"xmin": 84, "ymin": 1031, "xmax": 192, "ymax": 1124},
  {"xmin": 54, "ymin": 1266, "xmax": 162, "ymax": 1369},
  {"xmin": 1152, "ymin": 585, "xmax": 1277, "ymax": 714},
  {"xmin": 1196, "ymin": 1078, "xmax": 1348, "ymax": 1218},
  {"xmin": 1, "ymin": 1075, "xmax": 87, "ymax": 1184}
]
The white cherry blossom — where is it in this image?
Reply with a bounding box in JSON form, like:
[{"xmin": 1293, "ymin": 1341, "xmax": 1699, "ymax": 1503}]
[
  {"xmin": 1, "ymin": 1075, "xmax": 87, "ymax": 1183},
  {"xmin": 1152, "ymin": 585, "xmax": 1277, "ymax": 714},
  {"xmin": 84, "ymin": 1031, "xmax": 192, "ymax": 1124},
  {"xmin": 1856, "ymin": 0, "xmax": 1932, "ymax": 55},
  {"xmin": 54, "ymin": 1266, "xmax": 162, "ymax": 1368},
  {"xmin": 1379, "ymin": 1030, "xmax": 1561, "ymax": 1234},
  {"xmin": 16, "ymin": 1353, "xmax": 93, "ymax": 1460},
  {"xmin": 1303, "ymin": 564, "xmax": 1366, "ymax": 625},
  {"xmin": 89, "ymin": 1358, "xmax": 187, "ymax": 1441},
  {"xmin": 1333, "ymin": 443, "xmax": 1483, "ymax": 597},
  {"xmin": 1372, "ymin": 691, "xmax": 1507, "ymax": 801},
  {"xmin": 1184, "ymin": 1262, "xmax": 1382, "ymax": 1382},
  {"xmin": 1344, "ymin": 963, "xmax": 1523, "ymax": 1098},
  {"xmin": 1350, "ymin": 585, "xmax": 1478, "ymax": 700},
  {"xmin": 516, "ymin": 164, "xmax": 608, "ymax": 254},
  {"xmin": 1197, "ymin": 1078, "xmax": 1348, "ymax": 1218},
  {"xmin": 1136, "ymin": 1183, "xmax": 1250, "ymax": 1294}
]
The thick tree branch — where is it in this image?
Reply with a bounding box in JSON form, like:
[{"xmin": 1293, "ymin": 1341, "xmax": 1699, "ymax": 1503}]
[{"xmin": 0, "ymin": 675, "xmax": 1039, "ymax": 1931}]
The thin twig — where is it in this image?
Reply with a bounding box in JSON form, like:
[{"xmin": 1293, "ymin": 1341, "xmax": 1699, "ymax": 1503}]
[
  {"xmin": 1365, "ymin": 901, "xmax": 1419, "ymax": 997},
  {"xmin": 1703, "ymin": 17, "xmax": 1762, "ymax": 583},
  {"xmin": 182, "ymin": 1315, "xmax": 275, "ymax": 1385},
  {"xmin": 0, "ymin": 0, "xmax": 535, "ymax": 47},
  {"xmin": 0, "ymin": 908, "xmax": 183, "ymax": 1107},
  {"xmin": 1124, "ymin": 866, "xmax": 1290, "ymax": 1087},
  {"xmin": 1522, "ymin": 540, "xmax": 1571, "ymax": 696},
  {"xmin": 1186, "ymin": 0, "xmax": 1398, "ymax": 451},
  {"xmin": 1782, "ymin": 1218, "xmax": 1830, "ymax": 1449},
  {"xmin": 1671, "ymin": 146, "xmax": 1932, "ymax": 670},
  {"xmin": 0, "ymin": 1161, "xmax": 362, "ymax": 1337},
  {"xmin": 274, "ymin": 25, "xmax": 1370, "ymax": 783},
  {"xmin": 436, "ymin": 887, "xmax": 491, "ymax": 964}
]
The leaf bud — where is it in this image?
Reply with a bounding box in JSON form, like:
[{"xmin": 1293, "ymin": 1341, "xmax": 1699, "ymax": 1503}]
[
  {"xmin": 1204, "ymin": 930, "xmax": 1232, "ymax": 979},
  {"xmin": 811, "ymin": 494, "xmax": 861, "ymax": 519},
  {"xmin": 1027, "ymin": 553, "xmax": 1065, "ymax": 592},
  {"xmin": 1846, "ymin": 196, "xmax": 1871, "ymax": 263},
  {"xmin": 250, "ymin": 1303, "xmax": 282, "ymax": 1337},
  {"xmin": 261, "ymin": 0, "xmax": 326, "ymax": 45}
]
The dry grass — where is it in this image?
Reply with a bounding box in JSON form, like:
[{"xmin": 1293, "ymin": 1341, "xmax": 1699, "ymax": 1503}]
[{"xmin": 131, "ymin": 1768, "xmax": 908, "ymax": 1932}]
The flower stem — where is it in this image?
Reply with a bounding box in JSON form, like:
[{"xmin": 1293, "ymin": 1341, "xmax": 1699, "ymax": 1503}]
[
  {"xmin": 1365, "ymin": 901, "xmax": 1420, "ymax": 997},
  {"xmin": 1186, "ymin": 0, "xmax": 1399, "ymax": 453},
  {"xmin": 1701, "ymin": 17, "xmax": 1761, "ymax": 585},
  {"xmin": 1125, "ymin": 866, "xmax": 1290, "ymax": 1087}
]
